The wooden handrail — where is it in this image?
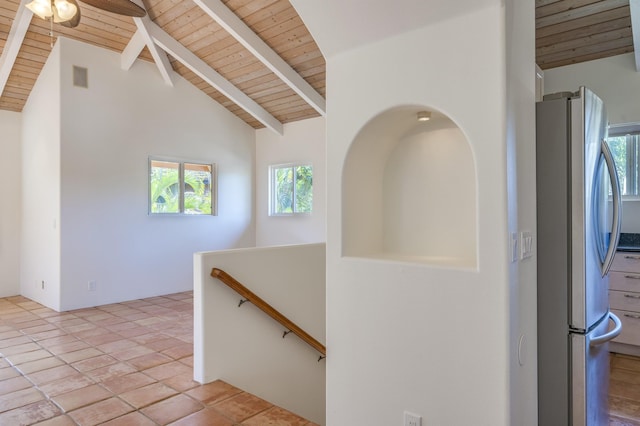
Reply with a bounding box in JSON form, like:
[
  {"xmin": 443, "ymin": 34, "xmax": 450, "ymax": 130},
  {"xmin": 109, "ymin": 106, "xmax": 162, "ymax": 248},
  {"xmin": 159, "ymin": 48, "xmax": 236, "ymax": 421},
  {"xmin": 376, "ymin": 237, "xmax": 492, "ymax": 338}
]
[{"xmin": 211, "ymin": 268, "xmax": 326, "ymax": 358}]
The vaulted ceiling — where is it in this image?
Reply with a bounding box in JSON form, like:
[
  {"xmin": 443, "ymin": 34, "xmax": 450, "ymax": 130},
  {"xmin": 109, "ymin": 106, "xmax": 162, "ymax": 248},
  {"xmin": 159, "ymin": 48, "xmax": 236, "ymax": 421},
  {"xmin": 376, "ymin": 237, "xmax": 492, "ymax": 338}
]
[
  {"xmin": 0, "ymin": 0, "xmax": 636, "ymax": 133},
  {"xmin": 0, "ymin": 0, "xmax": 325, "ymax": 134}
]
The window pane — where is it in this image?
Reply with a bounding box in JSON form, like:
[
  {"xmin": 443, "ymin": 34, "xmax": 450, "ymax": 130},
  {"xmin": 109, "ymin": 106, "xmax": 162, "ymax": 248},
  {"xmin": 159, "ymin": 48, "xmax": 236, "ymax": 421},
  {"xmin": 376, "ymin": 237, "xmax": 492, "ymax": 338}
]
[
  {"xmin": 184, "ymin": 163, "xmax": 212, "ymax": 215},
  {"xmin": 275, "ymin": 167, "xmax": 294, "ymax": 214},
  {"xmin": 632, "ymin": 135, "xmax": 640, "ymax": 196},
  {"xmin": 608, "ymin": 136, "xmax": 628, "ymax": 195},
  {"xmin": 150, "ymin": 160, "xmax": 180, "ymax": 213},
  {"xmin": 295, "ymin": 165, "xmax": 313, "ymax": 213}
]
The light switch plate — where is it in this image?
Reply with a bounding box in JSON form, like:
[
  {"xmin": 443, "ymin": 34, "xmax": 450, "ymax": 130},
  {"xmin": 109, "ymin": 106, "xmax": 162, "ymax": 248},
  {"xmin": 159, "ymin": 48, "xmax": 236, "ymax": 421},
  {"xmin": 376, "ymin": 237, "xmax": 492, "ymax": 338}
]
[
  {"xmin": 510, "ymin": 232, "xmax": 519, "ymax": 262},
  {"xmin": 404, "ymin": 411, "xmax": 422, "ymax": 426},
  {"xmin": 520, "ymin": 231, "xmax": 533, "ymax": 259}
]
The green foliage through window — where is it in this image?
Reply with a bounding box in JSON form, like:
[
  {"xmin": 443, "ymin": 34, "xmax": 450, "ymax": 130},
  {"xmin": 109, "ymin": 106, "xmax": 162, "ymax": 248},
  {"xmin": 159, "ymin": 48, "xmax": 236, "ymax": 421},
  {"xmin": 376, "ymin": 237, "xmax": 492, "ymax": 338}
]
[
  {"xmin": 607, "ymin": 131, "xmax": 640, "ymax": 197},
  {"xmin": 271, "ymin": 164, "xmax": 313, "ymax": 214},
  {"xmin": 150, "ymin": 159, "xmax": 215, "ymax": 215}
]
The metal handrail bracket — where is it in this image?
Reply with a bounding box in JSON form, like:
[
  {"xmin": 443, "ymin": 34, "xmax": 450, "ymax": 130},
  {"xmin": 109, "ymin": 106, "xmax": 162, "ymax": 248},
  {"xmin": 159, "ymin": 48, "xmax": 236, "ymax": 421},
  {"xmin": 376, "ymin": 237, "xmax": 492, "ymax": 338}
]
[{"xmin": 210, "ymin": 267, "xmax": 326, "ymax": 360}]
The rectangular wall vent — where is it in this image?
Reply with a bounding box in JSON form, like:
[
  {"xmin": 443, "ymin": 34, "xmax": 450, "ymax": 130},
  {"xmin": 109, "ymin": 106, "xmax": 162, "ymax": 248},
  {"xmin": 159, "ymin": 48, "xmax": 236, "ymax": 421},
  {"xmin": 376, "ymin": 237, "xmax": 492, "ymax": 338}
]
[{"xmin": 73, "ymin": 66, "xmax": 88, "ymax": 88}]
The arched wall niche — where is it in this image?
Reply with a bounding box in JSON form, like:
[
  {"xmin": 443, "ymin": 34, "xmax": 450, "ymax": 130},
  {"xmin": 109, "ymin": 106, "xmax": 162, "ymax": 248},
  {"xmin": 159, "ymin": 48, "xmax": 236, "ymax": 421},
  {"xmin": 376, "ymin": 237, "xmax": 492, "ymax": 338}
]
[{"xmin": 342, "ymin": 105, "xmax": 478, "ymax": 268}]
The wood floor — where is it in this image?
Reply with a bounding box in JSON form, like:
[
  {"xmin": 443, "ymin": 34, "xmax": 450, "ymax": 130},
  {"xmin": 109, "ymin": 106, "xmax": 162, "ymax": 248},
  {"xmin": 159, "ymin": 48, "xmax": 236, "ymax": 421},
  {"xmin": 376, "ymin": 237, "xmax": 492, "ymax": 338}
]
[{"xmin": 611, "ymin": 352, "xmax": 640, "ymax": 425}]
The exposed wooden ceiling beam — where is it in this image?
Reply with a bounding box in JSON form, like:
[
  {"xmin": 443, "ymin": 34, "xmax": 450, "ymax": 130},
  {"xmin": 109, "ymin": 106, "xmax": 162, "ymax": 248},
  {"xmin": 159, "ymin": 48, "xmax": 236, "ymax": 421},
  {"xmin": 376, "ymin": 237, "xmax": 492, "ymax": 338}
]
[
  {"xmin": 0, "ymin": 0, "xmax": 32, "ymax": 96},
  {"xmin": 630, "ymin": 0, "xmax": 640, "ymax": 70},
  {"xmin": 192, "ymin": 0, "xmax": 326, "ymax": 117},
  {"xmin": 128, "ymin": 0, "xmax": 174, "ymax": 86},
  {"xmin": 144, "ymin": 20, "xmax": 283, "ymax": 135},
  {"xmin": 121, "ymin": 29, "xmax": 146, "ymax": 70}
]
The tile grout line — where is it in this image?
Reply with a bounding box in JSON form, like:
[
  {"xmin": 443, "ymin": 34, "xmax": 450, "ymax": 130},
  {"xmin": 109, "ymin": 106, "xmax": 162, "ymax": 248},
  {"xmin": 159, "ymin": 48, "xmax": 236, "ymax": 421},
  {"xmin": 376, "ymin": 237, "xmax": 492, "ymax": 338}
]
[
  {"xmin": 0, "ymin": 298, "xmax": 183, "ymax": 425},
  {"xmin": 2, "ymin": 302, "xmax": 142, "ymax": 425},
  {"xmin": 0, "ymin": 292, "xmax": 319, "ymax": 426}
]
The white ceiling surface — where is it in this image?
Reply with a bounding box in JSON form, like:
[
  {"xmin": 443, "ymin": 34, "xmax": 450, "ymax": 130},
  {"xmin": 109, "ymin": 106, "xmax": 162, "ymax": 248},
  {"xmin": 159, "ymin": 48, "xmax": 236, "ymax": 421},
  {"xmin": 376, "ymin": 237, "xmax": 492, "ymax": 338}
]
[{"xmin": 290, "ymin": 0, "xmax": 499, "ymax": 58}]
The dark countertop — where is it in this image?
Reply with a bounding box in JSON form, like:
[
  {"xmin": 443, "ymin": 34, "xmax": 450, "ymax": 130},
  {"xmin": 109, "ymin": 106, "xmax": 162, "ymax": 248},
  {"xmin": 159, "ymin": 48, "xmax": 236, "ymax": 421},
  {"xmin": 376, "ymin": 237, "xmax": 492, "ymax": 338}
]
[{"xmin": 618, "ymin": 233, "xmax": 640, "ymax": 252}]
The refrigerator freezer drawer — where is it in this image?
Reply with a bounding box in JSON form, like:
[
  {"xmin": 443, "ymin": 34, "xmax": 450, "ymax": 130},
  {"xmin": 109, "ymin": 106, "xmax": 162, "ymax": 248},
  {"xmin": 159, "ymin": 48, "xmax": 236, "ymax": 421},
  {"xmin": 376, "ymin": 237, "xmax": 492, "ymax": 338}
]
[
  {"xmin": 611, "ymin": 252, "xmax": 640, "ymax": 273},
  {"xmin": 612, "ymin": 309, "xmax": 640, "ymax": 346},
  {"xmin": 610, "ymin": 290, "xmax": 640, "ymax": 311},
  {"xmin": 610, "ymin": 271, "xmax": 640, "ymax": 292},
  {"xmin": 571, "ymin": 316, "xmax": 611, "ymax": 426}
]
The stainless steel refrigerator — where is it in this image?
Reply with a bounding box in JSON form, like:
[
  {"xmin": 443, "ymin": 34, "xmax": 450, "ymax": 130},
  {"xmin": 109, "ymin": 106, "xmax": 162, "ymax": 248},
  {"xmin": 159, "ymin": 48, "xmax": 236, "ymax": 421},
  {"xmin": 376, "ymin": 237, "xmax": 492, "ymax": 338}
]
[{"xmin": 537, "ymin": 87, "xmax": 623, "ymax": 425}]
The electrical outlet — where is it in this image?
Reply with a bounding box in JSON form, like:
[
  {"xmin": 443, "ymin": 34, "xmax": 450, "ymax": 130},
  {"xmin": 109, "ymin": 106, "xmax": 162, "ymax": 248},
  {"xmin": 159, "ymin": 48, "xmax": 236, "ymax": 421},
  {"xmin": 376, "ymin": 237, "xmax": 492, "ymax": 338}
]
[
  {"xmin": 88, "ymin": 281, "xmax": 96, "ymax": 291},
  {"xmin": 41, "ymin": 280, "xmax": 44, "ymax": 290},
  {"xmin": 404, "ymin": 411, "xmax": 422, "ymax": 426}
]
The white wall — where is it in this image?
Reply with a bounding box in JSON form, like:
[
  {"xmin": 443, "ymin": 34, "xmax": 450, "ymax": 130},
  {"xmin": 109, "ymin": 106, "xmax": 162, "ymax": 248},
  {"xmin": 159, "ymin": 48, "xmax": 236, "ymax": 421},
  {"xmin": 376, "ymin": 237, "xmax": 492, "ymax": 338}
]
[
  {"xmin": 383, "ymin": 120, "xmax": 475, "ymax": 262},
  {"xmin": 21, "ymin": 41, "xmax": 62, "ymax": 310},
  {"xmin": 506, "ymin": 0, "xmax": 538, "ymax": 423},
  {"xmin": 543, "ymin": 53, "xmax": 640, "ymax": 125},
  {"xmin": 0, "ymin": 111, "xmax": 22, "ymax": 297},
  {"xmin": 194, "ymin": 244, "xmax": 325, "ymax": 424},
  {"xmin": 255, "ymin": 117, "xmax": 326, "ymax": 246},
  {"xmin": 544, "ymin": 53, "xmax": 640, "ymax": 233},
  {"xmin": 22, "ymin": 37, "xmax": 256, "ymax": 311},
  {"xmin": 341, "ymin": 111, "xmax": 477, "ymax": 267},
  {"xmin": 292, "ymin": 1, "xmax": 537, "ymax": 424},
  {"xmin": 290, "ymin": 0, "xmax": 496, "ymax": 59},
  {"xmin": 621, "ymin": 202, "xmax": 640, "ymax": 232}
]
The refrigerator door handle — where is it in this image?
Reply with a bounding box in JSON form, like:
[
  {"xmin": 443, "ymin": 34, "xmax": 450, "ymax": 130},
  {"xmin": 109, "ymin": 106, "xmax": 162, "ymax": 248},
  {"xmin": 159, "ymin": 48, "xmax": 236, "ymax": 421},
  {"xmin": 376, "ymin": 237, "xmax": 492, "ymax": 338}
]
[
  {"xmin": 589, "ymin": 311, "xmax": 622, "ymax": 346},
  {"xmin": 600, "ymin": 140, "xmax": 622, "ymax": 276}
]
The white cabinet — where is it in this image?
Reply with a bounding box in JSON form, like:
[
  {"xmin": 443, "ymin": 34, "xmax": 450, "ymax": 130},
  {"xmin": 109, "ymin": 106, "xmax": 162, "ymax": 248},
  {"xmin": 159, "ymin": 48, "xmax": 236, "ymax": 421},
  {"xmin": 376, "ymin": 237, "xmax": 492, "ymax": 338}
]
[{"xmin": 610, "ymin": 252, "xmax": 640, "ymax": 354}]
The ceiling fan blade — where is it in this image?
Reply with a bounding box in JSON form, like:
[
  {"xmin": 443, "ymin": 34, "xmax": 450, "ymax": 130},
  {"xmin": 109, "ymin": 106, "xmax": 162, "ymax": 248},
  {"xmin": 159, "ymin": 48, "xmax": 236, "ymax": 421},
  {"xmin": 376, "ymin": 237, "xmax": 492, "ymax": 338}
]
[
  {"xmin": 59, "ymin": 0, "xmax": 81, "ymax": 28},
  {"xmin": 78, "ymin": 0, "xmax": 146, "ymax": 17}
]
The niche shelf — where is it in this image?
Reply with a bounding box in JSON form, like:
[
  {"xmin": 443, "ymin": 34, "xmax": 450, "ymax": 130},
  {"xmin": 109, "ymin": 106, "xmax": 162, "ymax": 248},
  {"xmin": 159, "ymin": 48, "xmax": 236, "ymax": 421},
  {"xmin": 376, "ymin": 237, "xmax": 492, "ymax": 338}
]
[{"xmin": 342, "ymin": 106, "xmax": 477, "ymax": 268}]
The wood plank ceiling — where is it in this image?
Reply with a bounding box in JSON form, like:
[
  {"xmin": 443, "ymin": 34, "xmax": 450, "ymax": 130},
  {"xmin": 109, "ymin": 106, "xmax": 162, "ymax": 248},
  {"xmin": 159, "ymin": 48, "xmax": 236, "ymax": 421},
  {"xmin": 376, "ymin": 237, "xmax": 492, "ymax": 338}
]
[
  {"xmin": 536, "ymin": 0, "xmax": 634, "ymax": 69},
  {"xmin": 0, "ymin": 0, "xmax": 325, "ymax": 130},
  {"xmin": 0, "ymin": 0, "xmax": 636, "ymax": 130}
]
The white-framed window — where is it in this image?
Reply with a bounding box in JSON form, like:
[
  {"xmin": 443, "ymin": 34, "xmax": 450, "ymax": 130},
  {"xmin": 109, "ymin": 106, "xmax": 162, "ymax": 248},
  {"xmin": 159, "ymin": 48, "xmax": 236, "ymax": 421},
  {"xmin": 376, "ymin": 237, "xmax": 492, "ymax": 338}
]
[
  {"xmin": 149, "ymin": 158, "xmax": 217, "ymax": 215},
  {"xmin": 269, "ymin": 164, "xmax": 313, "ymax": 215},
  {"xmin": 608, "ymin": 124, "xmax": 640, "ymax": 198}
]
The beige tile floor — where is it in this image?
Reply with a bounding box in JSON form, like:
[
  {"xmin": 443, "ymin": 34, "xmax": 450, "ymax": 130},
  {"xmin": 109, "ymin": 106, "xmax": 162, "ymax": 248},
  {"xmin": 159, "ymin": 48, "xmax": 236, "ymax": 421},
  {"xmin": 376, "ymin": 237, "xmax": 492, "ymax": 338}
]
[
  {"xmin": 0, "ymin": 292, "xmax": 317, "ymax": 425},
  {"xmin": 4, "ymin": 291, "xmax": 640, "ymax": 425}
]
